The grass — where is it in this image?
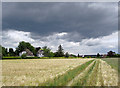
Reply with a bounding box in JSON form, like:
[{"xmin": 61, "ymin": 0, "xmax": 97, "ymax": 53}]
[
  {"xmin": 40, "ymin": 60, "xmax": 94, "ymax": 86},
  {"xmin": 72, "ymin": 61, "xmax": 96, "ymax": 86},
  {"xmin": 2, "ymin": 59, "xmax": 93, "ymax": 86},
  {"xmin": 101, "ymin": 58, "xmax": 118, "ymax": 71},
  {"xmin": 85, "ymin": 60, "xmax": 99, "ymax": 86},
  {"xmin": 2, "ymin": 58, "xmax": 118, "ymax": 86}
]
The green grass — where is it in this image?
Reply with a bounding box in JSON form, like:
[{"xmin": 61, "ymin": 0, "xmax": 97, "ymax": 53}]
[
  {"xmin": 72, "ymin": 61, "xmax": 96, "ymax": 86},
  {"xmin": 40, "ymin": 60, "xmax": 94, "ymax": 86},
  {"xmin": 85, "ymin": 60, "xmax": 101, "ymax": 86},
  {"xmin": 101, "ymin": 58, "xmax": 119, "ymax": 72}
]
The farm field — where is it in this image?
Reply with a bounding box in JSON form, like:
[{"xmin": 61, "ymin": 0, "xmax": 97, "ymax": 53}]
[{"xmin": 2, "ymin": 58, "xmax": 118, "ymax": 86}]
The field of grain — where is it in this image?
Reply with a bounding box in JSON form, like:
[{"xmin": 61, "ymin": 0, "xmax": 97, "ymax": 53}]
[{"xmin": 2, "ymin": 58, "xmax": 118, "ymax": 86}]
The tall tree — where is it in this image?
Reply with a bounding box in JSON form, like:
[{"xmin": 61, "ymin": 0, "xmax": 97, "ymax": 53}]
[
  {"xmin": 2, "ymin": 46, "xmax": 8, "ymax": 56},
  {"xmin": 65, "ymin": 52, "xmax": 69, "ymax": 58},
  {"xmin": 9, "ymin": 48, "xmax": 15, "ymax": 56},
  {"xmin": 97, "ymin": 53, "xmax": 100, "ymax": 57},
  {"xmin": 42, "ymin": 46, "xmax": 54, "ymax": 57},
  {"xmin": 107, "ymin": 51, "xmax": 115, "ymax": 57},
  {"xmin": 78, "ymin": 54, "xmax": 80, "ymax": 57},
  {"xmin": 17, "ymin": 41, "xmax": 36, "ymax": 55},
  {"xmin": 55, "ymin": 45, "xmax": 64, "ymax": 57}
]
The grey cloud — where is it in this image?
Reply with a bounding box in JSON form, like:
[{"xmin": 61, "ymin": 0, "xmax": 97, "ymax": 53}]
[{"xmin": 2, "ymin": 2, "xmax": 118, "ymax": 42}]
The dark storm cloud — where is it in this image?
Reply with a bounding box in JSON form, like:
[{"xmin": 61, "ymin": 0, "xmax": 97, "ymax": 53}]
[{"xmin": 2, "ymin": 2, "xmax": 118, "ymax": 42}]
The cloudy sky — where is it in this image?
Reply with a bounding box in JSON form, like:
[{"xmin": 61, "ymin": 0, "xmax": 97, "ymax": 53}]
[{"xmin": 2, "ymin": 2, "xmax": 118, "ymax": 55}]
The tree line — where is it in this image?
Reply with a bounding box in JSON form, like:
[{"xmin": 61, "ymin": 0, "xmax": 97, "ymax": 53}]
[
  {"xmin": 0, "ymin": 41, "xmax": 72, "ymax": 58},
  {"xmin": 1, "ymin": 41, "xmax": 120, "ymax": 58}
]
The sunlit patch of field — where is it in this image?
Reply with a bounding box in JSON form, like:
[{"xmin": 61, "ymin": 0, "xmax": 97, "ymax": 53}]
[
  {"xmin": 100, "ymin": 58, "xmax": 119, "ymax": 86},
  {"xmin": 2, "ymin": 59, "xmax": 93, "ymax": 86},
  {"xmin": 100, "ymin": 59, "xmax": 118, "ymax": 86},
  {"xmin": 2, "ymin": 58, "xmax": 118, "ymax": 86}
]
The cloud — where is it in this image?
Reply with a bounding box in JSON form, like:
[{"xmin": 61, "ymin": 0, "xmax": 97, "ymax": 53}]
[
  {"xmin": 2, "ymin": 29, "xmax": 118, "ymax": 55},
  {"xmin": 2, "ymin": 2, "xmax": 118, "ymax": 42}
]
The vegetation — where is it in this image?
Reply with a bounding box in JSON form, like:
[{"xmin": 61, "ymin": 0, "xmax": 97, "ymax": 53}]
[
  {"xmin": 16, "ymin": 41, "xmax": 36, "ymax": 56},
  {"xmin": 42, "ymin": 46, "xmax": 54, "ymax": 57},
  {"xmin": 40, "ymin": 60, "xmax": 94, "ymax": 86},
  {"xmin": 97, "ymin": 53, "xmax": 100, "ymax": 58},
  {"xmin": 21, "ymin": 53, "xmax": 27, "ymax": 59},
  {"xmin": 2, "ymin": 59, "xmax": 118, "ymax": 86},
  {"xmin": 1, "ymin": 41, "xmax": 120, "ymax": 59},
  {"xmin": 2, "ymin": 59, "xmax": 92, "ymax": 86},
  {"xmin": 55, "ymin": 45, "xmax": 64, "ymax": 57},
  {"xmin": 65, "ymin": 52, "xmax": 69, "ymax": 58}
]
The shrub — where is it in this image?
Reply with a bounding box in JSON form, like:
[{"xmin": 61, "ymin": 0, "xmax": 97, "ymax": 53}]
[
  {"xmin": 2, "ymin": 56, "xmax": 21, "ymax": 59},
  {"xmin": 21, "ymin": 54, "xmax": 27, "ymax": 59},
  {"xmin": 25, "ymin": 56, "xmax": 39, "ymax": 59}
]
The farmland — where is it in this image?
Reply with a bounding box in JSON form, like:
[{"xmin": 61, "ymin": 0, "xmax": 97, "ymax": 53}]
[{"xmin": 2, "ymin": 58, "xmax": 118, "ymax": 86}]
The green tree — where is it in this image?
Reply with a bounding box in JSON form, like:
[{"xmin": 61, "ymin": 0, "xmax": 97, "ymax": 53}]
[
  {"xmin": 78, "ymin": 54, "xmax": 80, "ymax": 57},
  {"xmin": 107, "ymin": 51, "xmax": 115, "ymax": 57},
  {"xmin": 9, "ymin": 48, "xmax": 15, "ymax": 56},
  {"xmin": 21, "ymin": 53, "xmax": 27, "ymax": 59},
  {"xmin": 97, "ymin": 53, "xmax": 100, "ymax": 57},
  {"xmin": 17, "ymin": 41, "xmax": 36, "ymax": 56},
  {"xmin": 55, "ymin": 45, "xmax": 64, "ymax": 57},
  {"xmin": 65, "ymin": 52, "xmax": 69, "ymax": 58},
  {"xmin": 15, "ymin": 48, "xmax": 20, "ymax": 56},
  {"xmin": 0, "ymin": 45, "xmax": 2, "ymax": 57},
  {"xmin": 42, "ymin": 46, "xmax": 54, "ymax": 57},
  {"xmin": 2, "ymin": 46, "xmax": 8, "ymax": 56}
]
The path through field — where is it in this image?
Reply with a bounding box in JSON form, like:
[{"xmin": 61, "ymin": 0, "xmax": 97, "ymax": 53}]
[
  {"xmin": 2, "ymin": 58, "xmax": 118, "ymax": 86},
  {"xmin": 40, "ymin": 59, "xmax": 118, "ymax": 86}
]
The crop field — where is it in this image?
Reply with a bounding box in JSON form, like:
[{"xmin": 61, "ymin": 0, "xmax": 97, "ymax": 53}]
[{"xmin": 2, "ymin": 58, "xmax": 118, "ymax": 86}]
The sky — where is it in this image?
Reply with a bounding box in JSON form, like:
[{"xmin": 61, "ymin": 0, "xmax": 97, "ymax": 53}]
[{"xmin": 2, "ymin": 2, "xmax": 118, "ymax": 55}]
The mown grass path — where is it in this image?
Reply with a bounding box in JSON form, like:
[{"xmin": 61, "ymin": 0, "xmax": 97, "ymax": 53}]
[
  {"xmin": 71, "ymin": 60, "xmax": 96, "ymax": 86},
  {"xmin": 39, "ymin": 60, "xmax": 94, "ymax": 86},
  {"xmin": 40, "ymin": 59, "xmax": 118, "ymax": 86},
  {"xmin": 66, "ymin": 60, "xmax": 96, "ymax": 86}
]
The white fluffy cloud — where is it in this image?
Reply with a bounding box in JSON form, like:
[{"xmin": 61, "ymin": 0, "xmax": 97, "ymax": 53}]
[{"xmin": 2, "ymin": 29, "xmax": 118, "ymax": 55}]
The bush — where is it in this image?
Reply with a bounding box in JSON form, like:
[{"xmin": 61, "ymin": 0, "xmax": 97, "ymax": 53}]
[
  {"xmin": 2, "ymin": 56, "xmax": 21, "ymax": 59},
  {"xmin": 21, "ymin": 54, "xmax": 27, "ymax": 59},
  {"xmin": 25, "ymin": 56, "xmax": 39, "ymax": 59}
]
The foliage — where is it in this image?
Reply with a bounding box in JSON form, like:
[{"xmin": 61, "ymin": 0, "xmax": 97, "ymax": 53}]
[
  {"xmin": 107, "ymin": 51, "xmax": 116, "ymax": 57},
  {"xmin": 9, "ymin": 48, "xmax": 15, "ymax": 56},
  {"xmin": 42, "ymin": 46, "xmax": 54, "ymax": 57},
  {"xmin": 2, "ymin": 46, "xmax": 8, "ymax": 56},
  {"xmin": 55, "ymin": 45, "xmax": 64, "ymax": 57},
  {"xmin": 40, "ymin": 60, "xmax": 94, "ymax": 86},
  {"xmin": 17, "ymin": 41, "xmax": 36, "ymax": 56},
  {"xmin": 97, "ymin": 53, "xmax": 100, "ymax": 58},
  {"xmin": 25, "ymin": 56, "xmax": 39, "ymax": 59},
  {"xmin": 21, "ymin": 53, "xmax": 27, "ymax": 59},
  {"xmin": 2, "ymin": 56, "xmax": 21, "ymax": 59},
  {"xmin": 65, "ymin": 52, "xmax": 69, "ymax": 58}
]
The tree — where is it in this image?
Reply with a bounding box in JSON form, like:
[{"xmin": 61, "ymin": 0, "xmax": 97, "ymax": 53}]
[
  {"xmin": 0, "ymin": 45, "xmax": 2, "ymax": 58},
  {"xmin": 97, "ymin": 53, "xmax": 100, "ymax": 57},
  {"xmin": 9, "ymin": 48, "xmax": 15, "ymax": 56},
  {"xmin": 55, "ymin": 45, "xmax": 64, "ymax": 57},
  {"xmin": 42, "ymin": 46, "xmax": 54, "ymax": 57},
  {"xmin": 2, "ymin": 46, "xmax": 8, "ymax": 56},
  {"xmin": 17, "ymin": 41, "xmax": 36, "ymax": 56},
  {"xmin": 15, "ymin": 48, "xmax": 20, "ymax": 56},
  {"xmin": 65, "ymin": 52, "xmax": 69, "ymax": 58},
  {"xmin": 21, "ymin": 53, "xmax": 27, "ymax": 59},
  {"xmin": 107, "ymin": 51, "xmax": 115, "ymax": 57},
  {"xmin": 78, "ymin": 54, "xmax": 80, "ymax": 57}
]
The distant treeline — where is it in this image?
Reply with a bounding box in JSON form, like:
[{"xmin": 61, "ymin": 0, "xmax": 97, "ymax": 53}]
[
  {"xmin": 0, "ymin": 41, "xmax": 120, "ymax": 59},
  {"xmin": 0, "ymin": 41, "xmax": 75, "ymax": 59}
]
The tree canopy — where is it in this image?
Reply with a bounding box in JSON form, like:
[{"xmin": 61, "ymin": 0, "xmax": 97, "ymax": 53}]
[
  {"xmin": 16, "ymin": 41, "xmax": 36, "ymax": 56},
  {"xmin": 42, "ymin": 46, "xmax": 54, "ymax": 57},
  {"xmin": 55, "ymin": 45, "xmax": 64, "ymax": 57}
]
